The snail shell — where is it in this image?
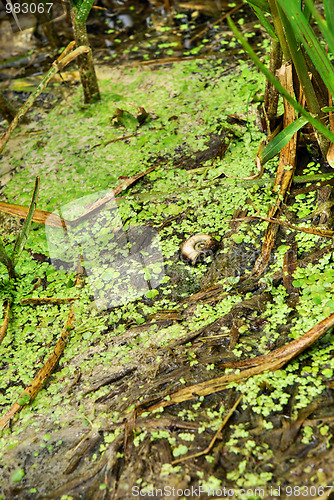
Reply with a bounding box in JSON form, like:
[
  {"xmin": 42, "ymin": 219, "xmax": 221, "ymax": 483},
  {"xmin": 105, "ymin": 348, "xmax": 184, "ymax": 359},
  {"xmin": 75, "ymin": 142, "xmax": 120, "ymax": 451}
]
[{"xmin": 181, "ymin": 234, "xmax": 218, "ymax": 263}]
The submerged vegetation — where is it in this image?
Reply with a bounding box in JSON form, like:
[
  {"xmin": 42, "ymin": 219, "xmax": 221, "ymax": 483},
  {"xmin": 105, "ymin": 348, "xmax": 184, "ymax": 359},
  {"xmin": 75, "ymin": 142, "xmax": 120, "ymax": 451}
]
[{"xmin": 0, "ymin": 1, "xmax": 334, "ymax": 498}]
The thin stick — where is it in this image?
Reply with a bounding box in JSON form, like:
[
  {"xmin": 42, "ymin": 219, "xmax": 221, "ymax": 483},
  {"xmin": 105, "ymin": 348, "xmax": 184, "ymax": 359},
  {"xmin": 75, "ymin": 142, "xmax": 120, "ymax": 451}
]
[
  {"xmin": 0, "ymin": 305, "xmax": 75, "ymax": 430},
  {"xmin": 0, "ymin": 165, "xmax": 157, "ymax": 229},
  {"xmin": 190, "ymin": 2, "xmax": 246, "ymax": 43},
  {"xmin": 20, "ymin": 297, "xmax": 78, "ymax": 305},
  {"xmin": 0, "ymin": 300, "xmax": 10, "ymax": 346},
  {"xmin": 139, "ymin": 311, "xmax": 334, "ymax": 413},
  {"xmin": 222, "ymin": 214, "xmax": 334, "ymax": 238},
  {"xmin": 171, "ymin": 394, "xmax": 243, "ymax": 464},
  {"xmin": 0, "ymin": 42, "xmax": 90, "ymax": 155}
]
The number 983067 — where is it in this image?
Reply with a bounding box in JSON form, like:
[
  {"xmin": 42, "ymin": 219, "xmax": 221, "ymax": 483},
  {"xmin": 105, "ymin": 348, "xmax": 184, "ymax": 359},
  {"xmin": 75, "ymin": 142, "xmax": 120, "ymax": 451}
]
[{"xmin": 6, "ymin": 2, "xmax": 53, "ymax": 14}]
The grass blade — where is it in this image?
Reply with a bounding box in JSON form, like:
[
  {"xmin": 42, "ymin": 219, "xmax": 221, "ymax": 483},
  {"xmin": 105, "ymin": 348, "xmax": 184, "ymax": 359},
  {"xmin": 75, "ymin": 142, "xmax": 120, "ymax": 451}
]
[
  {"xmin": 302, "ymin": 0, "xmax": 314, "ymax": 23},
  {"xmin": 277, "ymin": 0, "xmax": 334, "ymax": 97},
  {"xmin": 251, "ymin": 5, "xmax": 277, "ymax": 40},
  {"xmin": 246, "ymin": 0, "xmax": 270, "ymax": 12},
  {"xmin": 324, "ymin": 0, "xmax": 334, "ymax": 38},
  {"xmin": 227, "ymin": 15, "xmax": 334, "ymax": 144},
  {"xmin": 306, "ymin": 0, "xmax": 334, "ymax": 60},
  {"xmin": 11, "ymin": 177, "xmax": 40, "ymax": 267},
  {"xmin": 259, "ymin": 116, "xmax": 308, "ymax": 164},
  {"xmin": 277, "ymin": 4, "xmax": 321, "ymax": 117}
]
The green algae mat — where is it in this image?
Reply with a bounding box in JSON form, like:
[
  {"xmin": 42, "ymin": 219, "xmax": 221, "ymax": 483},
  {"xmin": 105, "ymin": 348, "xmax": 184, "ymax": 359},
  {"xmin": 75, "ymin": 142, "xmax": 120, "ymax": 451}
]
[{"xmin": 1, "ymin": 59, "xmax": 334, "ymax": 499}]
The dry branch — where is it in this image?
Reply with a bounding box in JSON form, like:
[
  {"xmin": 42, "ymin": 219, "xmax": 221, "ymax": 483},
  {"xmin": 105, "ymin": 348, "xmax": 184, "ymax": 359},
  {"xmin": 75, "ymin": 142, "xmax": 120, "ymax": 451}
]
[
  {"xmin": 139, "ymin": 311, "xmax": 334, "ymax": 413},
  {"xmin": 0, "ymin": 166, "xmax": 157, "ymax": 229},
  {"xmin": 0, "ymin": 42, "xmax": 90, "ymax": 156},
  {"xmin": 171, "ymin": 394, "xmax": 243, "ymax": 464},
  {"xmin": 0, "ymin": 305, "xmax": 75, "ymax": 430},
  {"xmin": 0, "ymin": 300, "xmax": 10, "ymax": 346},
  {"xmin": 249, "ymin": 64, "xmax": 298, "ymax": 279}
]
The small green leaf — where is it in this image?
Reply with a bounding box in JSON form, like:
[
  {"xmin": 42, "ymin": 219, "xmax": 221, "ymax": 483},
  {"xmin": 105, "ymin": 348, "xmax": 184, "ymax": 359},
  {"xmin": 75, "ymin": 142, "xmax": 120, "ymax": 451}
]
[
  {"xmin": 11, "ymin": 469, "xmax": 25, "ymax": 482},
  {"xmin": 145, "ymin": 289, "xmax": 159, "ymax": 299},
  {"xmin": 101, "ymin": 269, "xmax": 120, "ymax": 281},
  {"xmin": 231, "ymin": 233, "xmax": 244, "ymax": 243},
  {"xmin": 165, "ymin": 204, "xmax": 183, "ymax": 216},
  {"xmin": 172, "ymin": 444, "xmax": 188, "ymax": 457},
  {"xmin": 17, "ymin": 393, "xmax": 31, "ymax": 406},
  {"xmin": 259, "ymin": 117, "xmax": 308, "ymax": 165}
]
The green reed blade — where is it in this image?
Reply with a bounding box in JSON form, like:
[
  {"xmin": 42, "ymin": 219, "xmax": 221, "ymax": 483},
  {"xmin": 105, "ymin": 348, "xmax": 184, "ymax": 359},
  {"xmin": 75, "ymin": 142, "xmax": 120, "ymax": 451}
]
[
  {"xmin": 227, "ymin": 15, "xmax": 334, "ymax": 144},
  {"xmin": 324, "ymin": 0, "xmax": 334, "ymax": 39},
  {"xmin": 277, "ymin": 0, "xmax": 334, "ymax": 97},
  {"xmin": 11, "ymin": 177, "xmax": 40, "ymax": 267},
  {"xmin": 245, "ymin": 0, "xmax": 270, "ymax": 12},
  {"xmin": 251, "ymin": 4, "xmax": 277, "ymax": 40},
  {"xmin": 260, "ymin": 117, "xmax": 308, "ymax": 164}
]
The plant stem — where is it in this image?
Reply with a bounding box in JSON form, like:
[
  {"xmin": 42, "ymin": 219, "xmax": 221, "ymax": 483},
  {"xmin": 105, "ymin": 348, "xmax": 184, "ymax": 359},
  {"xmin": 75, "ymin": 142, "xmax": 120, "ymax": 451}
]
[
  {"xmin": 0, "ymin": 238, "xmax": 16, "ymax": 279},
  {"xmin": 277, "ymin": 7, "xmax": 329, "ymax": 156},
  {"xmin": 69, "ymin": 3, "xmax": 100, "ymax": 104},
  {"xmin": 264, "ymin": 38, "xmax": 282, "ymax": 129},
  {"xmin": 75, "ymin": 0, "xmax": 95, "ymax": 24},
  {"xmin": 267, "ymin": 0, "xmax": 290, "ymax": 60}
]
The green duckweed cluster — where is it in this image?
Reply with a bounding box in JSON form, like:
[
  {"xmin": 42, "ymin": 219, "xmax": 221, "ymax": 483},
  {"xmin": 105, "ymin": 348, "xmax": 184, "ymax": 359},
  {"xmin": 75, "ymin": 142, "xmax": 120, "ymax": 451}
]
[{"xmin": 1, "ymin": 57, "xmax": 334, "ymax": 494}]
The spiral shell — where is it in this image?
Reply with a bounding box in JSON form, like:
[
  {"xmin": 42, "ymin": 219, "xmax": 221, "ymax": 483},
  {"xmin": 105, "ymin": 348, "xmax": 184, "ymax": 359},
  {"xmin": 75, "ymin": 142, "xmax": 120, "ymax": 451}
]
[{"xmin": 181, "ymin": 234, "xmax": 218, "ymax": 263}]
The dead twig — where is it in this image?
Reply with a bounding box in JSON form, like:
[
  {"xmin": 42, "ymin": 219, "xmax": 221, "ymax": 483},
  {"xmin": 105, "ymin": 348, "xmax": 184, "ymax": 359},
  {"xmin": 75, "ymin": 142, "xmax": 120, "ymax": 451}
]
[
  {"xmin": 222, "ymin": 214, "xmax": 334, "ymax": 238},
  {"xmin": 0, "ymin": 42, "xmax": 90, "ymax": 156},
  {"xmin": 0, "ymin": 304, "xmax": 75, "ymax": 430},
  {"xmin": 140, "ymin": 56, "xmax": 200, "ymax": 65},
  {"xmin": 90, "ymin": 131, "xmax": 140, "ymax": 150},
  {"xmin": 0, "ymin": 165, "xmax": 157, "ymax": 229},
  {"xmin": 20, "ymin": 297, "xmax": 78, "ymax": 305},
  {"xmin": 45, "ymin": 432, "xmax": 124, "ymax": 499},
  {"xmin": 72, "ymin": 165, "xmax": 157, "ymax": 226},
  {"xmin": 0, "ymin": 300, "xmax": 10, "ymax": 346},
  {"xmin": 171, "ymin": 394, "xmax": 243, "ymax": 464},
  {"xmin": 190, "ymin": 2, "xmax": 246, "ymax": 43},
  {"xmin": 81, "ymin": 367, "xmax": 136, "ymax": 397},
  {"xmin": 250, "ymin": 64, "xmax": 298, "ymax": 279},
  {"xmin": 138, "ymin": 311, "xmax": 334, "ymax": 413},
  {"xmin": 64, "ymin": 430, "xmax": 101, "ymax": 475}
]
